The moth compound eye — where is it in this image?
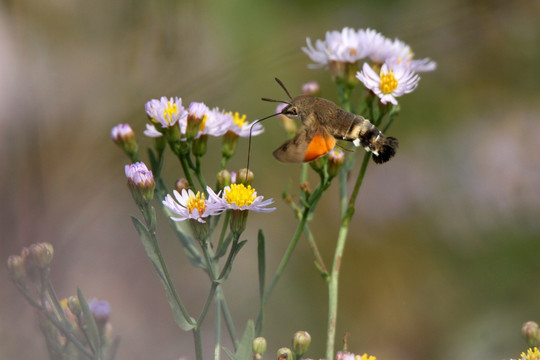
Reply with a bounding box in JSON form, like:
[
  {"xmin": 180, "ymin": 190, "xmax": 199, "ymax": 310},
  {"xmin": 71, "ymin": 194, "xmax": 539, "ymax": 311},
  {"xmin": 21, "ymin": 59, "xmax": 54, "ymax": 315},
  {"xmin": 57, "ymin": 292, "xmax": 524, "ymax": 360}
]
[{"xmin": 287, "ymin": 107, "xmax": 298, "ymax": 116}]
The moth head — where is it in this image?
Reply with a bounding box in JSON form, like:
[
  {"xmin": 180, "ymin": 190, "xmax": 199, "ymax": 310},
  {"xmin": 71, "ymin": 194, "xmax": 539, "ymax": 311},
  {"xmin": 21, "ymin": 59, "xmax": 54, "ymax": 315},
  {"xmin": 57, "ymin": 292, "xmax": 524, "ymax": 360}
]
[{"xmin": 280, "ymin": 95, "xmax": 315, "ymax": 120}]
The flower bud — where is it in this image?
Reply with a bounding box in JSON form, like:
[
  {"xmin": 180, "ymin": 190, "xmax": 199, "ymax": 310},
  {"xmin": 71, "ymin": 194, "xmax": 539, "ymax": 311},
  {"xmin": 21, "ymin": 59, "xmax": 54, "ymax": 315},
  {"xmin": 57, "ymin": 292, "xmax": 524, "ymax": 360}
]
[
  {"xmin": 236, "ymin": 168, "xmax": 254, "ymax": 186},
  {"xmin": 111, "ymin": 123, "xmax": 138, "ymax": 159},
  {"xmin": 216, "ymin": 170, "xmax": 232, "ymax": 191},
  {"xmin": 327, "ymin": 149, "xmax": 345, "ymax": 178},
  {"xmin": 302, "ymin": 81, "xmax": 320, "ymax": 96},
  {"xmin": 7, "ymin": 255, "xmax": 26, "ymax": 282},
  {"xmin": 222, "ymin": 131, "xmax": 239, "ymax": 160},
  {"xmin": 300, "ymin": 182, "xmax": 312, "ymax": 196},
  {"xmin": 175, "ymin": 178, "xmax": 191, "ymax": 193},
  {"xmin": 192, "ymin": 134, "xmax": 208, "ymax": 157},
  {"xmin": 253, "ymin": 337, "xmax": 267, "ymax": 356},
  {"xmin": 309, "ymin": 155, "xmax": 326, "ymax": 174},
  {"xmin": 28, "ymin": 242, "xmax": 54, "ymax": 270},
  {"xmin": 292, "ymin": 331, "xmax": 311, "ymax": 357},
  {"xmin": 125, "ymin": 162, "xmax": 155, "ymax": 206},
  {"xmin": 277, "ymin": 347, "xmax": 293, "ymax": 360},
  {"xmin": 523, "ymin": 321, "xmax": 540, "ymax": 347},
  {"xmin": 67, "ymin": 295, "xmax": 82, "ymax": 316},
  {"xmin": 88, "ymin": 299, "xmax": 111, "ymax": 328}
]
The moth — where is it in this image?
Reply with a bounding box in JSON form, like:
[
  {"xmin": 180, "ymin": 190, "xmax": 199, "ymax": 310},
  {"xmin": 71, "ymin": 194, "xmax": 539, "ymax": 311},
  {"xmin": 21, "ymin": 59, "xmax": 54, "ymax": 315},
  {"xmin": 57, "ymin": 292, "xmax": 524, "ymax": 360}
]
[{"xmin": 262, "ymin": 78, "xmax": 398, "ymax": 164}]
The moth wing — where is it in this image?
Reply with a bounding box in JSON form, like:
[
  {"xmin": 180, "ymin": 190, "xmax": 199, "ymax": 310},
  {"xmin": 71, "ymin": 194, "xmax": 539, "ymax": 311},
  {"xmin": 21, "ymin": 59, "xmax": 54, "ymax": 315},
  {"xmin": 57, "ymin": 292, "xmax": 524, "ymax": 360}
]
[{"xmin": 273, "ymin": 125, "xmax": 336, "ymax": 163}]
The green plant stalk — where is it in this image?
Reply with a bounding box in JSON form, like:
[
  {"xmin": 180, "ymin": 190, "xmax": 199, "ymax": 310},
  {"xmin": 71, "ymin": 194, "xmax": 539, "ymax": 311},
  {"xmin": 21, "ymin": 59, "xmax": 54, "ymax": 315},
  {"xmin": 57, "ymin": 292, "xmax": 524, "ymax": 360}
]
[
  {"xmin": 326, "ymin": 151, "xmax": 370, "ymax": 360},
  {"xmin": 177, "ymin": 153, "xmax": 197, "ymax": 190},
  {"xmin": 214, "ymin": 295, "xmax": 222, "ymax": 360},
  {"xmin": 218, "ymin": 287, "xmax": 238, "ymax": 349},
  {"xmin": 143, "ymin": 205, "xmax": 195, "ymax": 328}
]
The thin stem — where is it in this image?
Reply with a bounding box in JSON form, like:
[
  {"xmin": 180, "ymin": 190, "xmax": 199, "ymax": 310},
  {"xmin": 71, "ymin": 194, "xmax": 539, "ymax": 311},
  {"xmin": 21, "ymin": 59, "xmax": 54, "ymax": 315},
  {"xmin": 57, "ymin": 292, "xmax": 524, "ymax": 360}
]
[
  {"xmin": 214, "ymin": 292, "xmax": 222, "ymax": 360},
  {"xmin": 325, "ymin": 152, "xmax": 370, "ymax": 360},
  {"xmin": 193, "ymin": 329, "xmax": 203, "ymax": 360},
  {"xmin": 177, "ymin": 154, "xmax": 197, "ymax": 190},
  {"xmin": 304, "ymin": 225, "xmax": 328, "ymax": 278}
]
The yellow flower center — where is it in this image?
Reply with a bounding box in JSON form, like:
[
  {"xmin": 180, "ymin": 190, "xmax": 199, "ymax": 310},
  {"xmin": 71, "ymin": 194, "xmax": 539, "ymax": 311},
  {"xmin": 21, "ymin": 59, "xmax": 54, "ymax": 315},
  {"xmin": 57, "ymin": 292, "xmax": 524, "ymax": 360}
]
[
  {"xmin": 521, "ymin": 347, "xmax": 540, "ymax": 360},
  {"xmin": 200, "ymin": 114, "xmax": 208, "ymax": 131},
  {"xmin": 356, "ymin": 354, "xmax": 376, "ymax": 360},
  {"xmin": 379, "ymin": 70, "xmax": 398, "ymax": 94},
  {"xmin": 224, "ymin": 184, "xmax": 255, "ymax": 207},
  {"xmin": 186, "ymin": 192, "xmax": 206, "ymax": 215},
  {"xmin": 229, "ymin": 112, "xmax": 247, "ymax": 127},
  {"xmin": 163, "ymin": 101, "xmax": 178, "ymax": 125}
]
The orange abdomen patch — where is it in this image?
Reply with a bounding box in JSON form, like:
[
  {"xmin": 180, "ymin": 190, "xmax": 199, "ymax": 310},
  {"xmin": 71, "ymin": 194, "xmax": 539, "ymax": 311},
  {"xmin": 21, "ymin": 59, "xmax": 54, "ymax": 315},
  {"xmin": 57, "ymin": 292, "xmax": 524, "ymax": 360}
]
[{"xmin": 304, "ymin": 133, "xmax": 336, "ymax": 162}]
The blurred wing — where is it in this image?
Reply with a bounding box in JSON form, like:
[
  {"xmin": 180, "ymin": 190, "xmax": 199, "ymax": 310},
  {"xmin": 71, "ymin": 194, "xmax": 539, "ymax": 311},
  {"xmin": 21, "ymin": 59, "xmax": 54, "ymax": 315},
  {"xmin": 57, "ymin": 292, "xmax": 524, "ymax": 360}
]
[{"xmin": 273, "ymin": 125, "xmax": 336, "ymax": 163}]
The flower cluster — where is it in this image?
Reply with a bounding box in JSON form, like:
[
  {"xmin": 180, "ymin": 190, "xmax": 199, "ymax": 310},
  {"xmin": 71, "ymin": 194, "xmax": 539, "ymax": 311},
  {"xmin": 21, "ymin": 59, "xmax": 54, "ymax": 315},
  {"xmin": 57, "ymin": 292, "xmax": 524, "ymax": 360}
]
[
  {"xmin": 303, "ymin": 27, "xmax": 436, "ymax": 105},
  {"xmin": 143, "ymin": 97, "xmax": 263, "ymax": 141}
]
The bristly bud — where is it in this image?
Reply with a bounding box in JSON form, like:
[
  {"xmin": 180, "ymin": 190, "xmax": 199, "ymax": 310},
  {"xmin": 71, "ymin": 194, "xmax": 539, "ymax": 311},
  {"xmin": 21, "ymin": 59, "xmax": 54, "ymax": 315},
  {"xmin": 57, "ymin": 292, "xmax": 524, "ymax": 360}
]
[
  {"xmin": 67, "ymin": 295, "xmax": 82, "ymax": 316},
  {"xmin": 309, "ymin": 155, "xmax": 326, "ymax": 174},
  {"xmin": 192, "ymin": 134, "xmax": 208, "ymax": 157},
  {"xmin": 222, "ymin": 131, "xmax": 239, "ymax": 160},
  {"xmin": 175, "ymin": 178, "xmax": 191, "ymax": 193},
  {"xmin": 28, "ymin": 242, "xmax": 54, "ymax": 270},
  {"xmin": 327, "ymin": 149, "xmax": 345, "ymax": 178},
  {"xmin": 125, "ymin": 162, "xmax": 155, "ymax": 206},
  {"xmin": 216, "ymin": 170, "xmax": 232, "ymax": 191},
  {"xmin": 253, "ymin": 337, "xmax": 267, "ymax": 357},
  {"xmin": 7, "ymin": 255, "xmax": 26, "ymax": 283},
  {"xmin": 300, "ymin": 182, "xmax": 312, "ymax": 195},
  {"xmin": 302, "ymin": 81, "xmax": 320, "ymax": 96},
  {"xmin": 88, "ymin": 299, "xmax": 111, "ymax": 328},
  {"xmin": 292, "ymin": 331, "xmax": 311, "ymax": 357},
  {"xmin": 522, "ymin": 321, "xmax": 540, "ymax": 347},
  {"xmin": 111, "ymin": 123, "xmax": 138, "ymax": 160},
  {"xmin": 277, "ymin": 347, "xmax": 293, "ymax": 360},
  {"xmin": 236, "ymin": 168, "xmax": 254, "ymax": 186}
]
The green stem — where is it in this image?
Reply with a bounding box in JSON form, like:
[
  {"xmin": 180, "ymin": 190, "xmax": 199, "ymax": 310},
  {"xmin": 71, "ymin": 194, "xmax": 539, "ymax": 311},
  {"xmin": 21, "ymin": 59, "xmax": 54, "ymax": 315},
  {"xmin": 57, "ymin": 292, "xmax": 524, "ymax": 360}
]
[
  {"xmin": 193, "ymin": 329, "xmax": 203, "ymax": 360},
  {"xmin": 215, "ymin": 292, "xmax": 222, "ymax": 360},
  {"xmin": 178, "ymin": 154, "xmax": 197, "ymax": 190},
  {"xmin": 304, "ymin": 225, "xmax": 328, "ymax": 279},
  {"xmin": 325, "ymin": 152, "xmax": 370, "ymax": 360}
]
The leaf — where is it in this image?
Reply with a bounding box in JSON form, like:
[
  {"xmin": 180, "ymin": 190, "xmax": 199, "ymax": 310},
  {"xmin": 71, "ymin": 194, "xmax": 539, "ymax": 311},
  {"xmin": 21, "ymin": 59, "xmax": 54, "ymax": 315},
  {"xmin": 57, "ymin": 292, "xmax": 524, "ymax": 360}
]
[
  {"xmin": 131, "ymin": 216, "xmax": 195, "ymax": 331},
  {"xmin": 215, "ymin": 232, "xmax": 234, "ymax": 259},
  {"xmin": 235, "ymin": 320, "xmax": 255, "ymax": 360},
  {"xmin": 77, "ymin": 287, "xmax": 101, "ymax": 356},
  {"xmin": 217, "ymin": 240, "xmax": 247, "ymax": 283},
  {"xmin": 222, "ymin": 346, "xmax": 237, "ymax": 360}
]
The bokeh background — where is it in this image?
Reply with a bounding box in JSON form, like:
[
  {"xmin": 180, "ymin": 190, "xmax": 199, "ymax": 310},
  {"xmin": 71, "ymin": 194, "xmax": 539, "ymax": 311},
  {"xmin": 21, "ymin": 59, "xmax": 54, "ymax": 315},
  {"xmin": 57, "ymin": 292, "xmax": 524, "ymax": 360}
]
[{"xmin": 1, "ymin": 0, "xmax": 539, "ymax": 359}]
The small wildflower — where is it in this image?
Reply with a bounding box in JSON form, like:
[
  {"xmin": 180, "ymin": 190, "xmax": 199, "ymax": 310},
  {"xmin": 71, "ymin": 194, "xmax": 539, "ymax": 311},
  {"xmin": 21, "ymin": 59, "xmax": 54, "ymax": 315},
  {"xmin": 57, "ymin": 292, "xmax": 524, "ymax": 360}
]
[
  {"xmin": 227, "ymin": 112, "xmax": 264, "ymax": 138},
  {"xmin": 145, "ymin": 96, "xmax": 188, "ymax": 131},
  {"xmin": 125, "ymin": 162, "xmax": 155, "ymax": 206},
  {"xmin": 357, "ymin": 62, "xmax": 420, "ymax": 105},
  {"xmin": 162, "ymin": 187, "xmax": 223, "ymax": 223},
  {"xmin": 203, "ymin": 107, "xmax": 232, "ymax": 137}
]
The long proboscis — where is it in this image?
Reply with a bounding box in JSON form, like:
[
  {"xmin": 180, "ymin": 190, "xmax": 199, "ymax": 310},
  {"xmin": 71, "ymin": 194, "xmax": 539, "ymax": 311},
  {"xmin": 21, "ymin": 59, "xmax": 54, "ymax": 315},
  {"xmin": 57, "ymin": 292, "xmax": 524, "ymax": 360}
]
[{"xmin": 245, "ymin": 112, "xmax": 281, "ymax": 182}]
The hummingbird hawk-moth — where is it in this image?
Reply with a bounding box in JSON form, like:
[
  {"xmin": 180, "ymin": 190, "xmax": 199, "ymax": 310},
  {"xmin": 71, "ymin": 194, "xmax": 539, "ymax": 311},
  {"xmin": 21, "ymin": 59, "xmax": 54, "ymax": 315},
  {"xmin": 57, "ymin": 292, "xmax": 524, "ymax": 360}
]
[{"xmin": 262, "ymin": 78, "xmax": 398, "ymax": 164}]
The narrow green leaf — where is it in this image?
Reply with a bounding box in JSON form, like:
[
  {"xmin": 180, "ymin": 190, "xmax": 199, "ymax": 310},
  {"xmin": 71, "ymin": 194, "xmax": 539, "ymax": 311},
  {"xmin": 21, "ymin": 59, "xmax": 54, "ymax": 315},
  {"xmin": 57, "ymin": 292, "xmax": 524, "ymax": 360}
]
[
  {"xmin": 130, "ymin": 216, "xmax": 195, "ymax": 331},
  {"xmin": 222, "ymin": 346, "xmax": 237, "ymax": 360},
  {"xmin": 215, "ymin": 232, "xmax": 234, "ymax": 259},
  {"xmin": 77, "ymin": 287, "xmax": 101, "ymax": 357},
  {"xmin": 235, "ymin": 320, "xmax": 255, "ymax": 360}
]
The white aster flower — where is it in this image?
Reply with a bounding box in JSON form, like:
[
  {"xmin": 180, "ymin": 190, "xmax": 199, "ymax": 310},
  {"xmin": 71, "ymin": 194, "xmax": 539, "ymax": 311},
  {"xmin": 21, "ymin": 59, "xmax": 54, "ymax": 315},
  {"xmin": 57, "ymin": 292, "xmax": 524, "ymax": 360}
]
[
  {"xmin": 201, "ymin": 107, "xmax": 232, "ymax": 137},
  {"xmin": 303, "ymin": 27, "xmax": 368, "ymax": 68},
  {"xmin": 143, "ymin": 124, "xmax": 163, "ymax": 138},
  {"xmin": 162, "ymin": 187, "xmax": 224, "ymax": 223},
  {"xmin": 110, "ymin": 123, "xmax": 134, "ymax": 142},
  {"xmin": 145, "ymin": 96, "xmax": 188, "ymax": 132},
  {"xmin": 208, "ymin": 184, "xmax": 275, "ymax": 213},
  {"xmin": 357, "ymin": 61, "xmax": 420, "ymax": 105},
  {"xmin": 226, "ymin": 112, "xmax": 264, "ymax": 137},
  {"xmin": 125, "ymin": 162, "xmax": 153, "ymax": 185}
]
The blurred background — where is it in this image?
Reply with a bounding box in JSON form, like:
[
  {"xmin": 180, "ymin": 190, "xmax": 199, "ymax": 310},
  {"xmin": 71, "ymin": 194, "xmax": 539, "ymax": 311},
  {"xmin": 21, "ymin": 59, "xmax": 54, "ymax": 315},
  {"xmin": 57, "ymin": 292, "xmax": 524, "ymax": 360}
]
[{"xmin": 1, "ymin": 0, "xmax": 539, "ymax": 359}]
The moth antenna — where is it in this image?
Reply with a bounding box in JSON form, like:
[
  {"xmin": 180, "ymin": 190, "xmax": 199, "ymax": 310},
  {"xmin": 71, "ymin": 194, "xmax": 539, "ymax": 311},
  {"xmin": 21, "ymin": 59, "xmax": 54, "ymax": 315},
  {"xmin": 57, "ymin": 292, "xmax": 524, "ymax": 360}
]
[
  {"xmin": 274, "ymin": 78, "xmax": 293, "ymax": 101},
  {"xmin": 245, "ymin": 112, "xmax": 281, "ymax": 183},
  {"xmin": 261, "ymin": 97, "xmax": 291, "ymax": 105}
]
